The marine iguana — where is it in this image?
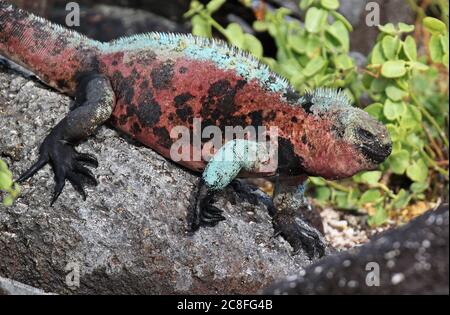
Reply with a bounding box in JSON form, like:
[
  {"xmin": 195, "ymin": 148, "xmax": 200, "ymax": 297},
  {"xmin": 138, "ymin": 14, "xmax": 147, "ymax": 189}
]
[{"xmin": 0, "ymin": 1, "xmax": 391, "ymax": 258}]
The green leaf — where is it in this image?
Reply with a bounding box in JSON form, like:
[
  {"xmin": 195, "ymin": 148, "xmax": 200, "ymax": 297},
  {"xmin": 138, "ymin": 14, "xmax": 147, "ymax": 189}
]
[
  {"xmin": 0, "ymin": 159, "xmax": 8, "ymax": 172},
  {"xmin": 401, "ymin": 105, "xmax": 422, "ymax": 129},
  {"xmin": 309, "ymin": 177, "xmax": 327, "ymax": 186},
  {"xmin": 224, "ymin": 23, "xmax": 245, "ymax": 48},
  {"xmin": 398, "ymin": 23, "xmax": 415, "ymax": 33},
  {"xmin": 368, "ymin": 205, "xmax": 389, "ymax": 226},
  {"xmin": 403, "ymin": 35, "xmax": 417, "ymax": 61},
  {"xmin": 423, "ymin": 17, "xmax": 447, "ymax": 35},
  {"xmin": 2, "ymin": 195, "xmax": 14, "ymax": 207},
  {"xmin": 370, "ymin": 42, "xmax": 386, "ymax": 64},
  {"xmin": 385, "ymin": 85, "xmax": 407, "ymax": 101},
  {"xmin": 370, "ymin": 77, "xmax": 388, "ymax": 93},
  {"xmin": 333, "ymin": 54, "xmax": 354, "ymax": 70},
  {"xmin": 288, "ymin": 34, "xmax": 308, "ymax": 54},
  {"xmin": 243, "ymin": 34, "xmax": 263, "ymax": 58},
  {"xmin": 430, "ymin": 34, "xmax": 444, "ymax": 63},
  {"xmin": 303, "ymin": 56, "xmax": 327, "ymax": 77},
  {"xmin": 299, "ymin": 0, "xmax": 314, "ymax": 10},
  {"xmin": 381, "ymin": 60, "xmax": 407, "ymax": 78},
  {"xmin": 305, "ymin": 7, "xmax": 328, "ymax": 34},
  {"xmin": 315, "ymin": 186, "xmax": 331, "ymax": 201},
  {"xmin": 378, "ymin": 23, "xmax": 397, "ymax": 35},
  {"xmin": 191, "ymin": 15, "xmax": 212, "ymax": 38},
  {"xmin": 320, "ymin": 0, "xmax": 339, "ymax": 10},
  {"xmin": 360, "ymin": 189, "xmax": 382, "ymax": 204},
  {"xmin": 0, "ymin": 172, "xmax": 13, "ymax": 191},
  {"xmin": 406, "ymin": 159, "xmax": 428, "ymax": 182},
  {"xmin": 383, "ymin": 99, "xmax": 405, "ymax": 120},
  {"xmin": 326, "ymin": 21, "xmax": 350, "ymax": 51},
  {"xmin": 253, "ymin": 21, "xmax": 268, "ymax": 32},
  {"xmin": 408, "ymin": 61, "xmax": 429, "ymax": 71},
  {"xmin": 389, "ymin": 149, "xmax": 410, "ymax": 174},
  {"xmin": 365, "ymin": 102, "xmax": 383, "ymax": 119},
  {"xmin": 392, "ymin": 189, "xmax": 411, "ymax": 209},
  {"xmin": 443, "ymin": 53, "xmax": 449, "ymax": 68},
  {"xmin": 360, "ymin": 171, "xmax": 382, "ymax": 185},
  {"xmin": 329, "ymin": 11, "xmax": 353, "ymax": 32},
  {"xmin": 382, "ymin": 35, "xmax": 400, "ymax": 59},
  {"xmin": 206, "ymin": 0, "xmax": 226, "ymax": 13},
  {"xmin": 386, "ymin": 124, "xmax": 400, "ymax": 142},
  {"xmin": 410, "ymin": 182, "xmax": 429, "ymax": 194},
  {"xmin": 305, "ymin": 36, "xmax": 321, "ymax": 57}
]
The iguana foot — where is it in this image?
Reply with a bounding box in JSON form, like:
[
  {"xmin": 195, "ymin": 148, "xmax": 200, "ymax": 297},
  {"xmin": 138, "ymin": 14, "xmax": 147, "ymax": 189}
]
[
  {"xmin": 273, "ymin": 205, "xmax": 327, "ymax": 259},
  {"xmin": 189, "ymin": 179, "xmax": 225, "ymax": 231},
  {"xmin": 19, "ymin": 133, "xmax": 98, "ymax": 205}
]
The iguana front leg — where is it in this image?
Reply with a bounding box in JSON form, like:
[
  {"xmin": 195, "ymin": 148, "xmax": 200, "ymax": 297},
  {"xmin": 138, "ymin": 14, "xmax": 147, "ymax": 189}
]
[
  {"xmin": 272, "ymin": 179, "xmax": 327, "ymax": 259},
  {"xmin": 18, "ymin": 73, "xmax": 116, "ymax": 204},
  {"xmin": 189, "ymin": 139, "xmax": 270, "ymax": 230}
]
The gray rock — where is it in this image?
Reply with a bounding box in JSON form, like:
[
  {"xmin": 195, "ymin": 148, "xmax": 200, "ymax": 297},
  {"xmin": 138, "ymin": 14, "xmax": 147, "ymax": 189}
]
[
  {"xmin": 0, "ymin": 66, "xmax": 313, "ymax": 294},
  {"xmin": 265, "ymin": 204, "xmax": 449, "ymax": 295},
  {"xmin": 0, "ymin": 276, "xmax": 54, "ymax": 295}
]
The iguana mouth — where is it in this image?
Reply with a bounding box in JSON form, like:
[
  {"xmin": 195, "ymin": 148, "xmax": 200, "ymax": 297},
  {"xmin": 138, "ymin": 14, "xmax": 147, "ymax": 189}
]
[{"xmin": 360, "ymin": 143, "xmax": 391, "ymax": 164}]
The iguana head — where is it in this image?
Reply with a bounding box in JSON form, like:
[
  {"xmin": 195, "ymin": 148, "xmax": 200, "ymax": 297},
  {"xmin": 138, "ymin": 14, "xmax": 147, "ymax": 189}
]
[{"xmin": 296, "ymin": 88, "xmax": 392, "ymax": 179}]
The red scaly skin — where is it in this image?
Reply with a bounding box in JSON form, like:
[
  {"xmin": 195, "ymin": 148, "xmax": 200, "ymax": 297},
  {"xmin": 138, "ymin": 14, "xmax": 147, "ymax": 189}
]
[
  {"xmin": 101, "ymin": 52, "xmax": 367, "ymax": 178},
  {"xmin": 1, "ymin": 1, "xmax": 383, "ymax": 180}
]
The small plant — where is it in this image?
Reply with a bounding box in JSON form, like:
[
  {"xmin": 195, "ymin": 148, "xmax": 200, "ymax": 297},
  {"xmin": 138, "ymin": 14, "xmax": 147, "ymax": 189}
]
[
  {"xmin": 186, "ymin": 0, "xmax": 448, "ymax": 225},
  {"xmin": 0, "ymin": 159, "xmax": 20, "ymax": 206}
]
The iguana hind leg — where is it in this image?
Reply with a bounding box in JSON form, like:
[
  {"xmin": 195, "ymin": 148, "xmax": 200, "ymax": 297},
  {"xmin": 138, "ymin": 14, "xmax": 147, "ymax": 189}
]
[
  {"xmin": 272, "ymin": 179, "xmax": 327, "ymax": 259},
  {"xmin": 18, "ymin": 73, "xmax": 116, "ymax": 204}
]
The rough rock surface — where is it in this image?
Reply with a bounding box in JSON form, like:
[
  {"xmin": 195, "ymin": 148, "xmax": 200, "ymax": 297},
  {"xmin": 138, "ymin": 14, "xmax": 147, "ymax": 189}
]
[
  {"xmin": 265, "ymin": 204, "xmax": 449, "ymax": 295},
  {"xmin": 0, "ymin": 66, "xmax": 314, "ymax": 294},
  {"xmin": 0, "ymin": 276, "xmax": 54, "ymax": 295}
]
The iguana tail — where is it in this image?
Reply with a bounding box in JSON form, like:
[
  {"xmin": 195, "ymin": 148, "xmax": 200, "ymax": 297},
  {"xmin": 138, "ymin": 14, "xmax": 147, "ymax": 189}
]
[{"xmin": 0, "ymin": 0, "xmax": 101, "ymax": 94}]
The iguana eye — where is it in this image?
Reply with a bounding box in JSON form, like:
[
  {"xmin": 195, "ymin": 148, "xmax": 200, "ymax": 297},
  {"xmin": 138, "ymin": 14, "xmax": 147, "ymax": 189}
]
[{"xmin": 357, "ymin": 128, "xmax": 375, "ymax": 141}]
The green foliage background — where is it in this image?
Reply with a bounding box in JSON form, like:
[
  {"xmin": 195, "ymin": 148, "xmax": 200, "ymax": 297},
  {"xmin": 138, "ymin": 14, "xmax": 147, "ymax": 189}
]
[{"xmin": 186, "ymin": 0, "xmax": 449, "ymax": 225}]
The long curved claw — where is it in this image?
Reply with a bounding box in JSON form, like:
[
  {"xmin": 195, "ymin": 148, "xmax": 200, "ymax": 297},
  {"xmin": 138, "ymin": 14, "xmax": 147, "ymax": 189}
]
[
  {"xmin": 273, "ymin": 208, "xmax": 327, "ymax": 259},
  {"xmin": 74, "ymin": 163, "xmax": 98, "ymax": 186},
  {"xmin": 51, "ymin": 179, "xmax": 66, "ymax": 206},
  {"xmin": 19, "ymin": 134, "xmax": 98, "ymax": 204},
  {"xmin": 67, "ymin": 173, "xmax": 87, "ymax": 201},
  {"xmin": 189, "ymin": 180, "xmax": 227, "ymax": 232},
  {"xmin": 75, "ymin": 152, "xmax": 99, "ymax": 168},
  {"xmin": 18, "ymin": 156, "xmax": 49, "ymax": 182}
]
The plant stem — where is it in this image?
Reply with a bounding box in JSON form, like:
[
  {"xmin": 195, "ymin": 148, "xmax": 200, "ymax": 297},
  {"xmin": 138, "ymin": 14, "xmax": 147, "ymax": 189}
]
[{"xmin": 410, "ymin": 94, "xmax": 449, "ymax": 148}]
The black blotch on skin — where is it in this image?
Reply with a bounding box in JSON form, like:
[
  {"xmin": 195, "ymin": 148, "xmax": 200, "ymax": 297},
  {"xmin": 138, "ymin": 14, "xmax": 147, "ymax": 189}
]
[
  {"xmin": 277, "ymin": 137, "xmax": 305, "ymax": 176},
  {"xmin": 140, "ymin": 80, "xmax": 149, "ymax": 90},
  {"xmin": 136, "ymin": 91, "xmax": 162, "ymax": 128},
  {"xmin": 131, "ymin": 122, "xmax": 142, "ymax": 134},
  {"xmin": 124, "ymin": 88, "xmax": 135, "ymax": 104},
  {"xmin": 154, "ymin": 127, "xmax": 172, "ymax": 148},
  {"xmin": 291, "ymin": 116, "xmax": 298, "ymax": 123},
  {"xmin": 301, "ymin": 92, "xmax": 314, "ymax": 114},
  {"xmin": 176, "ymin": 107, "xmax": 194, "ymax": 123},
  {"xmin": 249, "ymin": 110, "xmax": 263, "ymax": 128},
  {"xmin": 208, "ymin": 79, "xmax": 232, "ymax": 97},
  {"xmin": 174, "ymin": 93, "xmax": 194, "ymax": 108},
  {"xmin": 179, "ymin": 66, "xmax": 188, "ymax": 74},
  {"xmin": 284, "ymin": 88, "xmax": 301, "ymax": 104},
  {"xmin": 151, "ymin": 60, "xmax": 174, "ymax": 90},
  {"xmin": 112, "ymin": 60, "xmax": 118, "ymax": 66},
  {"xmin": 301, "ymin": 134, "xmax": 308, "ymax": 145},
  {"xmin": 137, "ymin": 50, "xmax": 157, "ymax": 66},
  {"xmin": 203, "ymin": 79, "xmax": 247, "ymax": 118},
  {"xmin": 119, "ymin": 114, "xmax": 128, "ymax": 125}
]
